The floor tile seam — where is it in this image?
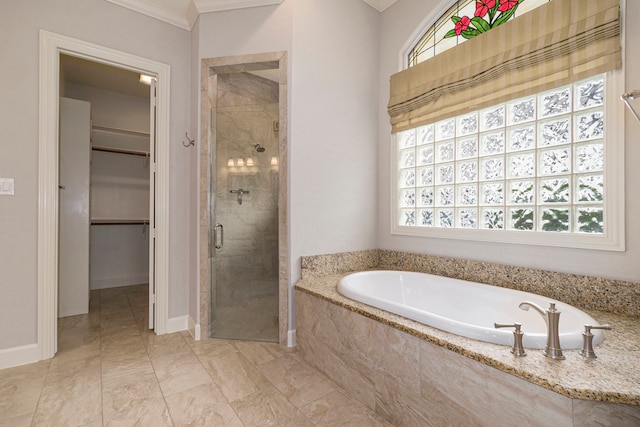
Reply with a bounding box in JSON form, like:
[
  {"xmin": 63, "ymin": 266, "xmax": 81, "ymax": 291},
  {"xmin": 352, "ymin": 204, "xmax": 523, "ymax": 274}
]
[
  {"xmin": 0, "ymin": 409, "xmax": 36, "ymax": 426},
  {"xmin": 189, "ymin": 342, "xmax": 240, "ymax": 405},
  {"xmin": 191, "ymin": 342, "xmax": 279, "ymax": 425},
  {"xmin": 225, "ymin": 388, "xmax": 249, "ymax": 427},
  {"xmin": 146, "ymin": 332, "xmax": 186, "ymax": 427},
  {"xmin": 97, "ymin": 307, "xmax": 106, "ymax": 427},
  {"xmin": 308, "ymin": 371, "xmax": 392, "ymax": 425},
  {"xmin": 29, "ymin": 339, "xmax": 62, "ymax": 426},
  {"xmin": 100, "ymin": 304, "xmax": 171, "ymax": 426},
  {"xmin": 233, "ymin": 345, "xmax": 321, "ymax": 425}
]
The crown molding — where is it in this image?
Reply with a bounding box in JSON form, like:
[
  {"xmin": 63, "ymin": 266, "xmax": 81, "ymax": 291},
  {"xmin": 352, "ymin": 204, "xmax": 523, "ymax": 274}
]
[
  {"xmin": 186, "ymin": 1, "xmax": 200, "ymax": 28},
  {"xmin": 105, "ymin": 0, "xmax": 191, "ymax": 30},
  {"xmin": 193, "ymin": 0, "xmax": 282, "ymax": 14},
  {"xmin": 361, "ymin": 0, "xmax": 397, "ymax": 12},
  {"xmin": 106, "ymin": 0, "xmax": 392, "ymax": 31}
]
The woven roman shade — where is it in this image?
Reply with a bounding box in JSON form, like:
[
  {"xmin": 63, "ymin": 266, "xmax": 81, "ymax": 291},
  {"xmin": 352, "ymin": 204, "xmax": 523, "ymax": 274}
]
[{"xmin": 388, "ymin": 0, "xmax": 621, "ymax": 133}]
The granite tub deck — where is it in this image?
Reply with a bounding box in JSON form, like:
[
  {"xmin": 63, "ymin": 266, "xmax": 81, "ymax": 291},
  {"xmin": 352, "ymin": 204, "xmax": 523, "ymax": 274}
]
[{"xmin": 295, "ymin": 273, "xmax": 640, "ymax": 407}]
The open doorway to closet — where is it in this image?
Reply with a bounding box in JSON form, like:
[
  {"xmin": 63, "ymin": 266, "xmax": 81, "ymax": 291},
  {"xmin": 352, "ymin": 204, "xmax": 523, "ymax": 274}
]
[
  {"xmin": 38, "ymin": 31, "xmax": 171, "ymax": 359},
  {"xmin": 58, "ymin": 55, "xmax": 155, "ymax": 335}
]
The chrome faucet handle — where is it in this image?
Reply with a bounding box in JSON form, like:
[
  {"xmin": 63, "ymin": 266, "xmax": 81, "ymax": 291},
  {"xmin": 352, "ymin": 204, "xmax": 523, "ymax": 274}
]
[
  {"xmin": 494, "ymin": 322, "xmax": 527, "ymax": 357},
  {"xmin": 580, "ymin": 324, "xmax": 612, "ymax": 359}
]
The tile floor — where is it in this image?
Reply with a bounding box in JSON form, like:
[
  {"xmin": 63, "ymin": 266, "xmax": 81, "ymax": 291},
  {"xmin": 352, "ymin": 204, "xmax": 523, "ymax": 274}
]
[{"xmin": 0, "ymin": 285, "xmax": 393, "ymax": 426}]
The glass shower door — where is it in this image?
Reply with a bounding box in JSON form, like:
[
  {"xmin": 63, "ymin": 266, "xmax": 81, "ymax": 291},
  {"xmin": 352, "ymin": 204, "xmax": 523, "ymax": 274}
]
[{"xmin": 210, "ymin": 71, "xmax": 280, "ymax": 342}]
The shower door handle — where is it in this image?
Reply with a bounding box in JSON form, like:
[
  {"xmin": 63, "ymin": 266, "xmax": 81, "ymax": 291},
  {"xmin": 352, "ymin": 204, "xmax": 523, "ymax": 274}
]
[{"xmin": 214, "ymin": 223, "xmax": 223, "ymax": 249}]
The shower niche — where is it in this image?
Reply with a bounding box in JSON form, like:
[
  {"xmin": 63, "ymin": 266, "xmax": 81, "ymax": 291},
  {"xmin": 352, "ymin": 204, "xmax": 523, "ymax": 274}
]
[{"xmin": 201, "ymin": 53, "xmax": 288, "ymax": 344}]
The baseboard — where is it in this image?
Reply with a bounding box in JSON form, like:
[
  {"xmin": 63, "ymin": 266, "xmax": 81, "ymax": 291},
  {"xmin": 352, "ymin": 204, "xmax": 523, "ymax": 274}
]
[
  {"xmin": 0, "ymin": 344, "xmax": 39, "ymax": 370},
  {"xmin": 90, "ymin": 275, "xmax": 149, "ymax": 290},
  {"xmin": 287, "ymin": 329, "xmax": 296, "ymax": 347},
  {"xmin": 188, "ymin": 315, "xmax": 201, "ymax": 340},
  {"xmin": 166, "ymin": 315, "xmax": 188, "ymax": 334}
]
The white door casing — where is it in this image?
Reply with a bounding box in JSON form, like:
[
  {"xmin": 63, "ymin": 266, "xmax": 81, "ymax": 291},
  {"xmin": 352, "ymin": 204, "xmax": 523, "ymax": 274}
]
[
  {"xmin": 38, "ymin": 30, "xmax": 171, "ymax": 359},
  {"xmin": 149, "ymin": 78, "xmax": 157, "ymax": 329}
]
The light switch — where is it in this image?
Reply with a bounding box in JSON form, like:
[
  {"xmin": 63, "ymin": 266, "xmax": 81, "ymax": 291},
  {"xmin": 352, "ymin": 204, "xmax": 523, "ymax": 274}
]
[{"xmin": 0, "ymin": 178, "xmax": 15, "ymax": 195}]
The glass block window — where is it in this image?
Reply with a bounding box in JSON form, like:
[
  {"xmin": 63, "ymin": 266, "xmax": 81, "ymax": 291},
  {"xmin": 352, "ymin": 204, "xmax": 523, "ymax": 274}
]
[
  {"xmin": 408, "ymin": 0, "xmax": 549, "ymax": 68},
  {"xmin": 396, "ymin": 75, "xmax": 607, "ymax": 234}
]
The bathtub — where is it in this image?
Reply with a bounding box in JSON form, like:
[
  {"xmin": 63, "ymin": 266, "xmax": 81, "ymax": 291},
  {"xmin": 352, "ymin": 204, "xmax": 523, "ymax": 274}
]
[{"xmin": 337, "ymin": 270, "xmax": 604, "ymax": 349}]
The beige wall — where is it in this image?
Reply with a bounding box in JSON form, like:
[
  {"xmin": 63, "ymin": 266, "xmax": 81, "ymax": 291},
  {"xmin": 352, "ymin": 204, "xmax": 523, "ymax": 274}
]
[
  {"xmin": 377, "ymin": 0, "xmax": 640, "ymax": 283},
  {"xmin": 0, "ymin": 0, "xmax": 192, "ymax": 351}
]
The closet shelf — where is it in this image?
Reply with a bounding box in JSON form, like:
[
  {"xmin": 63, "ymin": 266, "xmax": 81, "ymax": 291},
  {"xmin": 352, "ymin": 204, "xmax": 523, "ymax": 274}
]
[
  {"xmin": 92, "ymin": 145, "xmax": 149, "ymax": 157},
  {"xmin": 91, "ymin": 219, "xmax": 149, "ymax": 225},
  {"xmin": 92, "ymin": 125, "xmax": 150, "ymax": 137}
]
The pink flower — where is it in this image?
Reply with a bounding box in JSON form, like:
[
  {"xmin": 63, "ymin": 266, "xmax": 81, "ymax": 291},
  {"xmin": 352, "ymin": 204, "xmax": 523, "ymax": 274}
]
[
  {"xmin": 455, "ymin": 16, "xmax": 471, "ymax": 35},
  {"xmin": 498, "ymin": 0, "xmax": 518, "ymax": 12},
  {"xmin": 475, "ymin": 0, "xmax": 496, "ymax": 18}
]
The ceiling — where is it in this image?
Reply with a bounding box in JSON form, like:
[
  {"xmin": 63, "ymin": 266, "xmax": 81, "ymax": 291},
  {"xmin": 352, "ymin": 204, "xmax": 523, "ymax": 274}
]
[
  {"xmin": 61, "ymin": 55, "xmax": 151, "ymax": 98},
  {"xmin": 61, "ymin": 54, "xmax": 280, "ymax": 99},
  {"xmin": 106, "ymin": 0, "xmax": 398, "ymax": 30}
]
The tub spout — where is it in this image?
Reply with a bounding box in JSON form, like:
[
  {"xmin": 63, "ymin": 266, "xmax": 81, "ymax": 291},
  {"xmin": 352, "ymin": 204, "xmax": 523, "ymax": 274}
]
[{"xmin": 519, "ymin": 301, "xmax": 565, "ymax": 360}]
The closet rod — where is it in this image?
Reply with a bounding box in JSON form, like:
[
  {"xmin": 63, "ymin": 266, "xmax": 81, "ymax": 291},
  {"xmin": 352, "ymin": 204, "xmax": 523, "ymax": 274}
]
[
  {"xmin": 92, "ymin": 146, "xmax": 149, "ymax": 157},
  {"xmin": 91, "ymin": 220, "xmax": 149, "ymax": 225}
]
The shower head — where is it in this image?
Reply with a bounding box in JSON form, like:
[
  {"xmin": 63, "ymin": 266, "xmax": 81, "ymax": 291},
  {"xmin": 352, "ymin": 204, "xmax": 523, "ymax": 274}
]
[{"xmin": 253, "ymin": 144, "xmax": 266, "ymax": 153}]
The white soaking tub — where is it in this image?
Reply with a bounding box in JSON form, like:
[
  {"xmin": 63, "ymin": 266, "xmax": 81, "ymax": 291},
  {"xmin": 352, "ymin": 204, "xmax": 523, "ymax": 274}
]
[{"xmin": 337, "ymin": 270, "xmax": 604, "ymax": 349}]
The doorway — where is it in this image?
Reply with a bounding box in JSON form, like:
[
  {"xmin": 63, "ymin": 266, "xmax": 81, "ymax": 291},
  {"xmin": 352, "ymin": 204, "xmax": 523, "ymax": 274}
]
[
  {"xmin": 38, "ymin": 31, "xmax": 170, "ymax": 359},
  {"xmin": 199, "ymin": 53, "xmax": 289, "ymax": 345},
  {"xmin": 58, "ymin": 54, "xmax": 153, "ymax": 330},
  {"xmin": 211, "ymin": 70, "xmax": 280, "ymax": 342}
]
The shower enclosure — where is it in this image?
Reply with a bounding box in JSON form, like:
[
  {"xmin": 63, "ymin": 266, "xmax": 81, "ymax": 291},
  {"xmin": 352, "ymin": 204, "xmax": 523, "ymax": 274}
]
[{"xmin": 208, "ymin": 68, "xmax": 281, "ymax": 342}]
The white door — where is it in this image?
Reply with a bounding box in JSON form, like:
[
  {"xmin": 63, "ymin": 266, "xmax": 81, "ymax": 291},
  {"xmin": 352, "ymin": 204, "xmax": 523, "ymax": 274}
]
[{"xmin": 59, "ymin": 97, "xmax": 91, "ymax": 317}]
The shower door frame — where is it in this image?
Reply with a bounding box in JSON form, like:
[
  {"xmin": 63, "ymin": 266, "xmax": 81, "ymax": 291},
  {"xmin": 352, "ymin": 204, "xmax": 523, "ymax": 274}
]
[{"xmin": 199, "ymin": 52, "xmax": 289, "ymax": 345}]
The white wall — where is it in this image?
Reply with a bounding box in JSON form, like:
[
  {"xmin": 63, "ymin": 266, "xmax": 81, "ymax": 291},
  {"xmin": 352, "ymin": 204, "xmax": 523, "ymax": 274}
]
[
  {"xmin": 0, "ymin": 0, "xmax": 191, "ymax": 351},
  {"xmin": 197, "ymin": 0, "xmax": 380, "ymax": 336},
  {"xmin": 290, "ymin": 0, "xmax": 379, "ymax": 262},
  {"xmin": 377, "ymin": 0, "xmax": 640, "ymax": 282},
  {"xmin": 289, "ymin": 0, "xmax": 379, "ymax": 332}
]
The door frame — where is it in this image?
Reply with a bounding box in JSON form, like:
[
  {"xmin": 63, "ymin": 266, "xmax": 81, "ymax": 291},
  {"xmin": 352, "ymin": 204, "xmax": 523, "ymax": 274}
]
[
  {"xmin": 37, "ymin": 30, "xmax": 171, "ymax": 359},
  {"xmin": 199, "ymin": 52, "xmax": 289, "ymax": 345}
]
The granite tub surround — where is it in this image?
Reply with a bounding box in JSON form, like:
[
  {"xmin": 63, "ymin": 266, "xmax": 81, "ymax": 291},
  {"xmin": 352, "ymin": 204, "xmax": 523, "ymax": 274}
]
[
  {"xmin": 301, "ymin": 249, "xmax": 640, "ymax": 316},
  {"xmin": 297, "ymin": 288, "xmax": 640, "ymax": 427},
  {"xmin": 295, "ymin": 281, "xmax": 640, "ymax": 426}
]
